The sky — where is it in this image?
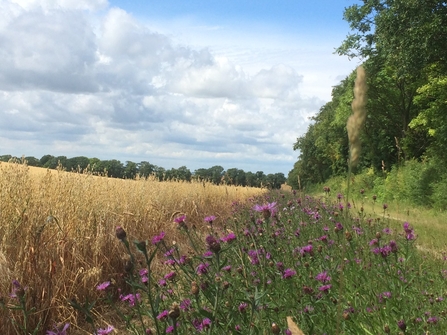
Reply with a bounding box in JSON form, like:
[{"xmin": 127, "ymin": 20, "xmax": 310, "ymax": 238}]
[{"xmin": 0, "ymin": 0, "xmax": 362, "ymax": 175}]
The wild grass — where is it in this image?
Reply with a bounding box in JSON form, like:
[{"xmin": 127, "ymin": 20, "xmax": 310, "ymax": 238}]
[{"xmin": 0, "ymin": 161, "xmax": 265, "ymax": 334}]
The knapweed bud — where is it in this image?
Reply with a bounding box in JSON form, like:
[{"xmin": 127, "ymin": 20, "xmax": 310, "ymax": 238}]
[
  {"xmin": 345, "ymin": 231, "xmax": 352, "ymax": 241},
  {"xmin": 206, "ymin": 235, "xmax": 221, "ymax": 253},
  {"xmin": 191, "ymin": 281, "xmax": 200, "ymax": 296},
  {"xmin": 376, "ymin": 232, "xmax": 381, "ymax": 239},
  {"xmin": 384, "ymin": 324, "xmax": 390, "ymax": 333},
  {"xmin": 115, "ymin": 226, "xmax": 127, "ymax": 241},
  {"xmin": 169, "ymin": 302, "xmax": 180, "ymax": 320},
  {"xmin": 271, "ymin": 323, "xmax": 280, "ymax": 334},
  {"xmin": 124, "ymin": 260, "xmax": 133, "ymax": 273},
  {"xmin": 397, "ymin": 319, "xmax": 406, "ymax": 331}
]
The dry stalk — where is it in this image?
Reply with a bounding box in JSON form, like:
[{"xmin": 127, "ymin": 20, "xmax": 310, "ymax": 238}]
[{"xmin": 347, "ymin": 65, "xmax": 368, "ymax": 168}]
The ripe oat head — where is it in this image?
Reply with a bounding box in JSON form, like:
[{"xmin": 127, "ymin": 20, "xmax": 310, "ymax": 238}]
[
  {"xmin": 347, "ymin": 65, "xmax": 367, "ymax": 168},
  {"xmin": 286, "ymin": 316, "xmax": 306, "ymax": 335}
]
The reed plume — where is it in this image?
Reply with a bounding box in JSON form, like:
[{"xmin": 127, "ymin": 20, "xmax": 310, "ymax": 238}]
[{"xmin": 347, "ymin": 65, "xmax": 367, "ymax": 168}]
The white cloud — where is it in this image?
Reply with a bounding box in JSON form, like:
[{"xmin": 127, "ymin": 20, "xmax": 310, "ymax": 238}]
[
  {"xmin": 0, "ymin": 0, "xmax": 352, "ymax": 174},
  {"xmin": 9, "ymin": 0, "xmax": 108, "ymax": 11}
]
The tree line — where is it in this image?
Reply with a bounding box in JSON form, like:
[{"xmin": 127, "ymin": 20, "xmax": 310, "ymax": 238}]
[
  {"xmin": 0, "ymin": 154, "xmax": 286, "ymax": 189},
  {"xmin": 288, "ymin": 0, "xmax": 447, "ymax": 192}
]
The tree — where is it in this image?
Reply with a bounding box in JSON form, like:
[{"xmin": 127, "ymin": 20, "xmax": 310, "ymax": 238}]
[
  {"xmin": 40, "ymin": 154, "xmax": 54, "ymax": 166},
  {"xmin": 266, "ymin": 173, "xmax": 286, "ymax": 189},
  {"xmin": 124, "ymin": 161, "xmax": 138, "ymax": 179},
  {"xmin": 67, "ymin": 156, "xmax": 90, "ymax": 171},
  {"xmin": 138, "ymin": 161, "xmax": 156, "ymax": 178},
  {"xmin": 24, "ymin": 156, "xmax": 41, "ymax": 167},
  {"xmin": 337, "ymin": 0, "xmax": 447, "ymax": 74},
  {"xmin": 44, "ymin": 156, "xmax": 67, "ymax": 169},
  {"xmin": 224, "ymin": 168, "xmax": 246, "ymax": 186},
  {"xmin": 411, "ymin": 66, "xmax": 447, "ymax": 164},
  {"xmin": 337, "ymin": 0, "xmax": 447, "ymax": 159}
]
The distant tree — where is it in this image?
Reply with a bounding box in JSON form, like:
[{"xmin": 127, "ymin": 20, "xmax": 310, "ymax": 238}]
[
  {"xmin": 175, "ymin": 166, "xmax": 192, "ymax": 181},
  {"xmin": 40, "ymin": 154, "xmax": 54, "ymax": 167},
  {"xmin": 266, "ymin": 173, "xmax": 286, "ymax": 189},
  {"xmin": 153, "ymin": 166, "xmax": 166, "ymax": 181},
  {"xmin": 44, "ymin": 156, "xmax": 67, "ymax": 169},
  {"xmin": 255, "ymin": 171, "xmax": 266, "ymax": 187},
  {"xmin": 194, "ymin": 168, "xmax": 211, "ymax": 181},
  {"xmin": 209, "ymin": 165, "xmax": 225, "ymax": 184},
  {"xmin": 124, "ymin": 161, "xmax": 138, "ymax": 179},
  {"xmin": 0, "ymin": 155, "xmax": 13, "ymax": 162},
  {"xmin": 24, "ymin": 156, "xmax": 41, "ymax": 167},
  {"xmin": 89, "ymin": 158, "xmax": 102, "ymax": 174},
  {"xmin": 67, "ymin": 156, "xmax": 90, "ymax": 171},
  {"xmin": 92, "ymin": 159, "xmax": 124, "ymax": 177},
  {"xmin": 245, "ymin": 171, "xmax": 256, "ymax": 187},
  {"xmin": 138, "ymin": 161, "xmax": 156, "ymax": 178},
  {"xmin": 224, "ymin": 168, "xmax": 246, "ymax": 186},
  {"xmin": 193, "ymin": 166, "xmax": 225, "ymax": 183}
]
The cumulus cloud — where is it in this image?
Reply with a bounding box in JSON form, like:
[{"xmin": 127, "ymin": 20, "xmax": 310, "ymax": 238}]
[{"xmin": 0, "ymin": 0, "xmax": 326, "ymax": 174}]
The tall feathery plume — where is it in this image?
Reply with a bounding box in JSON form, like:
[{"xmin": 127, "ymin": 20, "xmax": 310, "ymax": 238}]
[{"xmin": 347, "ymin": 66, "xmax": 367, "ymax": 168}]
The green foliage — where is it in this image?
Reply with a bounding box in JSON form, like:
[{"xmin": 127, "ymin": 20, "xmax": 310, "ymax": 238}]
[
  {"xmin": 383, "ymin": 160, "xmax": 437, "ymax": 206},
  {"xmin": 431, "ymin": 175, "xmax": 447, "ymax": 211},
  {"xmin": 292, "ymin": 0, "xmax": 447, "ymax": 191}
]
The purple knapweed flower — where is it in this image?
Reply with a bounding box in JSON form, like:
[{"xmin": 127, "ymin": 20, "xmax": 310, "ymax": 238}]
[
  {"xmin": 120, "ymin": 293, "xmax": 141, "ymax": 307},
  {"xmin": 46, "ymin": 323, "xmax": 70, "ymax": 335},
  {"xmin": 403, "ymin": 222, "xmax": 415, "ymax": 240},
  {"xmin": 174, "ymin": 215, "xmax": 187, "ymax": 229},
  {"xmin": 369, "ymin": 238, "xmax": 379, "ymax": 246},
  {"xmin": 180, "ymin": 299, "xmax": 192, "ymax": 311},
  {"xmin": 204, "ymin": 216, "xmax": 216, "ymax": 224},
  {"xmin": 253, "ymin": 202, "xmax": 277, "ymax": 218},
  {"xmin": 151, "ymin": 231, "xmax": 165, "ymax": 245},
  {"xmin": 196, "ymin": 262, "xmax": 210, "ymax": 275},
  {"xmin": 382, "ymin": 227, "xmax": 392, "ymax": 234},
  {"xmin": 96, "ymin": 281, "xmax": 110, "ymax": 291},
  {"xmin": 95, "ymin": 325, "xmax": 114, "ymax": 335},
  {"xmin": 193, "ymin": 317, "xmax": 212, "ymax": 331},
  {"xmin": 389, "ymin": 240, "xmax": 398, "ymax": 253},
  {"xmin": 427, "ymin": 316, "xmax": 438, "ymax": 324},
  {"xmin": 319, "ymin": 284, "xmax": 331, "ymax": 293},
  {"xmin": 282, "ymin": 268, "xmax": 296, "ymax": 279},
  {"xmin": 300, "ymin": 244, "xmax": 313, "ymax": 256},
  {"xmin": 315, "ymin": 271, "xmax": 331, "ymax": 283},
  {"xmin": 10, "ymin": 280, "xmax": 26, "ymax": 299},
  {"xmin": 335, "ymin": 222, "xmax": 343, "ymax": 231},
  {"xmin": 378, "ymin": 291, "xmax": 392, "ymax": 303},
  {"xmin": 164, "ymin": 271, "xmax": 177, "ymax": 281},
  {"xmin": 157, "ymin": 310, "xmax": 169, "ymax": 321},
  {"xmin": 397, "ymin": 319, "xmax": 406, "ymax": 331},
  {"xmin": 238, "ymin": 302, "xmax": 248, "ymax": 313},
  {"xmin": 221, "ymin": 232, "xmax": 237, "ymax": 243}
]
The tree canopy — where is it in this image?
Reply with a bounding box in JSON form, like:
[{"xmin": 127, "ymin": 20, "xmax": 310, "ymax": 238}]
[{"xmin": 288, "ymin": 0, "xmax": 447, "ymax": 188}]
